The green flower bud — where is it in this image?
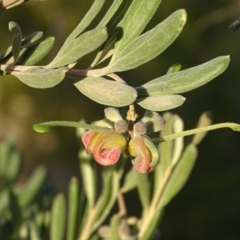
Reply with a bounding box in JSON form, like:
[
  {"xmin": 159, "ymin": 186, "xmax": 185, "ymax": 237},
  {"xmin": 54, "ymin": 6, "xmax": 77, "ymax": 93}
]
[
  {"xmin": 141, "ymin": 110, "xmax": 165, "ymax": 133},
  {"xmin": 104, "ymin": 107, "xmax": 123, "ymax": 122}
]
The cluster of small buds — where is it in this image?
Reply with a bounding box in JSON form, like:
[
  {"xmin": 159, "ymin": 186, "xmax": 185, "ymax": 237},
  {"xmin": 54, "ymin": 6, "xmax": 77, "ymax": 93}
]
[{"xmin": 81, "ymin": 107, "xmax": 166, "ymax": 173}]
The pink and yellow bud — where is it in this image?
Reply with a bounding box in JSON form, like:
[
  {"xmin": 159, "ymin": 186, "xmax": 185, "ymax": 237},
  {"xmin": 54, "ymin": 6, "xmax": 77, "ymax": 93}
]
[
  {"xmin": 82, "ymin": 130, "xmax": 127, "ymax": 166},
  {"xmin": 128, "ymin": 135, "xmax": 159, "ymax": 173}
]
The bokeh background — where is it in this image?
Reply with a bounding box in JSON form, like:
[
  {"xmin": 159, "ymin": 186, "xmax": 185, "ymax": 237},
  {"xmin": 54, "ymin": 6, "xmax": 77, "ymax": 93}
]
[{"xmin": 1, "ymin": 0, "xmax": 240, "ymax": 239}]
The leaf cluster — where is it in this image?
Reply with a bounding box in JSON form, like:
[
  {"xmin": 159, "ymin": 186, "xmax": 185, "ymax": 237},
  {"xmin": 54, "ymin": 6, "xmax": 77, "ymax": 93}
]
[{"xmin": 0, "ymin": 0, "xmax": 229, "ymax": 111}]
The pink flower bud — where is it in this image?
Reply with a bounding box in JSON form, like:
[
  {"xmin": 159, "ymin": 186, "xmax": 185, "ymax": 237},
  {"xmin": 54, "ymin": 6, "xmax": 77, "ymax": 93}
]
[{"xmin": 82, "ymin": 130, "xmax": 127, "ymax": 166}]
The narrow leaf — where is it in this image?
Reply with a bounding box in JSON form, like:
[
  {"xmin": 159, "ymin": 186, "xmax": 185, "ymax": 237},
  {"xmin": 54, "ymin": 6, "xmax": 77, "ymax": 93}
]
[
  {"xmin": 74, "ymin": 77, "xmax": 137, "ymax": 107},
  {"xmin": 5, "ymin": 151, "xmax": 21, "ymax": 184},
  {"xmin": 137, "ymin": 95, "xmax": 185, "ymax": 111},
  {"xmin": 192, "ymin": 111, "xmax": 212, "ymax": 145},
  {"xmin": 92, "ymin": 167, "xmax": 120, "ymax": 233},
  {"xmin": 154, "ymin": 113, "xmax": 174, "ymax": 192},
  {"xmin": 120, "ymin": 169, "xmax": 138, "ymax": 193},
  {"xmin": 137, "ymin": 56, "xmax": 230, "ymax": 96},
  {"xmin": 22, "ymin": 31, "xmax": 43, "ymax": 47},
  {"xmin": 139, "ymin": 209, "xmax": 162, "ymax": 240},
  {"xmin": 59, "ymin": 0, "xmax": 105, "ymax": 55},
  {"xmin": 0, "ymin": 46, "xmax": 13, "ymax": 61},
  {"xmin": 48, "ymin": 28, "xmax": 108, "ymax": 68},
  {"xmin": 16, "ymin": 37, "xmax": 55, "ymax": 66},
  {"xmin": 9, "ymin": 190, "xmax": 22, "ymax": 234},
  {"xmin": 109, "ymin": 214, "xmax": 121, "ymax": 240},
  {"xmin": 29, "ymin": 222, "xmax": 41, "ymax": 240},
  {"xmin": 67, "ymin": 177, "xmax": 79, "ymax": 240},
  {"xmin": 97, "ymin": 0, "xmax": 126, "ymax": 29},
  {"xmin": 15, "ymin": 166, "xmax": 47, "ymax": 207},
  {"xmin": 0, "ymin": 137, "xmax": 16, "ymax": 176},
  {"xmin": 79, "ymin": 150, "xmax": 96, "ymax": 208},
  {"xmin": 106, "ymin": 9, "xmax": 186, "ymax": 73},
  {"xmin": 11, "ymin": 67, "xmax": 66, "ymax": 88},
  {"xmin": 9, "ymin": 21, "xmax": 22, "ymax": 63},
  {"xmin": 50, "ymin": 194, "xmax": 66, "ymax": 240},
  {"xmin": 136, "ymin": 174, "xmax": 150, "ymax": 210},
  {"xmin": 33, "ymin": 121, "xmax": 109, "ymax": 133},
  {"xmin": 112, "ymin": 0, "xmax": 162, "ymax": 58},
  {"xmin": 171, "ymin": 115, "xmax": 184, "ymax": 166},
  {"xmin": 158, "ymin": 144, "xmax": 197, "ymax": 209}
]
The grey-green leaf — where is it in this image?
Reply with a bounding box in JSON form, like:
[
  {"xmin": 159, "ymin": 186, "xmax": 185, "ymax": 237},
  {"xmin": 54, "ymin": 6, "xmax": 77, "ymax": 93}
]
[
  {"xmin": 120, "ymin": 169, "xmax": 138, "ymax": 193},
  {"xmin": 22, "ymin": 31, "xmax": 43, "ymax": 48},
  {"xmin": 15, "ymin": 166, "xmax": 47, "ymax": 207},
  {"xmin": 59, "ymin": 0, "xmax": 105, "ymax": 54},
  {"xmin": 48, "ymin": 28, "xmax": 108, "ymax": 68},
  {"xmin": 50, "ymin": 194, "xmax": 66, "ymax": 240},
  {"xmin": 137, "ymin": 56, "xmax": 230, "ymax": 96},
  {"xmin": 158, "ymin": 144, "xmax": 197, "ymax": 209},
  {"xmin": 137, "ymin": 95, "xmax": 185, "ymax": 111},
  {"xmin": 97, "ymin": 0, "xmax": 126, "ymax": 29},
  {"xmin": 11, "ymin": 67, "xmax": 66, "ymax": 88},
  {"xmin": 74, "ymin": 77, "xmax": 137, "ymax": 107},
  {"xmin": 105, "ymin": 9, "xmax": 186, "ymax": 74},
  {"xmin": 9, "ymin": 21, "xmax": 22, "ymax": 63},
  {"xmin": 112, "ymin": 0, "xmax": 162, "ymax": 58},
  {"xmin": 16, "ymin": 37, "xmax": 55, "ymax": 66},
  {"xmin": 67, "ymin": 177, "xmax": 79, "ymax": 240}
]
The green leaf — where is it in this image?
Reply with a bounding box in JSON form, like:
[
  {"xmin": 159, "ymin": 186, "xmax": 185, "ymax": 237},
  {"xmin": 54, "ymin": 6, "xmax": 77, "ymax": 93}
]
[
  {"xmin": 171, "ymin": 115, "xmax": 184, "ymax": 166},
  {"xmin": 112, "ymin": 0, "xmax": 162, "ymax": 58},
  {"xmin": 9, "ymin": 21, "xmax": 22, "ymax": 63},
  {"xmin": 136, "ymin": 174, "xmax": 150, "ymax": 210},
  {"xmin": 67, "ymin": 177, "xmax": 79, "ymax": 240},
  {"xmin": 74, "ymin": 77, "xmax": 137, "ymax": 107},
  {"xmin": 92, "ymin": 167, "xmax": 120, "ymax": 233},
  {"xmin": 109, "ymin": 214, "xmax": 121, "ymax": 240},
  {"xmin": 79, "ymin": 150, "xmax": 96, "ymax": 208},
  {"xmin": 158, "ymin": 144, "xmax": 197, "ymax": 209},
  {"xmin": 139, "ymin": 209, "xmax": 163, "ymax": 240},
  {"xmin": 9, "ymin": 190, "xmax": 22, "ymax": 235},
  {"xmin": 137, "ymin": 95, "xmax": 185, "ymax": 111},
  {"xmin": 155, "ymin": 113, "xmax": 174, "ymax": 189},
  {"xmin": 97, "ymin": 0, "xmax": 127, "ymax": 29},
  {"xmin": 33, "ymin": 121, "xmax": 109, "ymax": 133},
  {"xmin": 191, "ymin": 111, "xmax": 212, "ymax": 146},
  {"xmin": 0, "ymin": 46, "xmax": 13, "ymax": 61},
  {"xmin": 167, "ymin": 63, "xmax": 182, "ymax": 74},
  {"xmin": 137, "ymin": 56, "xmax": 230, "ymax": 96},
  {"xmin": 50, "ymin": 194, "xmax": 66, "ymax": 240},
  {"xmin": 120, "ymin": 169, "xmax": 137, "ymax": 193},
  {"xmin": 15, "ymin": 166, "xmax": 47, "ymax": 207},
  {"xmin": 11, "ymin": 66, "xmax": 66, "ymax": 88},
  {"xmin": 48, "ymin": 28, "xmax": 108, "ymax": 68},
  {"xmin": 5, "ymin": 151, "xmax": 21, "ymax": 184},
  {"xmin": 16, "ymin": 37, "xmax": 55, "ymax": 66},
  {"xmin": 21, "ymin": 31, "xmax": 43, "ymax": 48},
  {"xmin": 105, "ymin": 9, "xmax": 186, "ymax": 74},
  {"xmin": 29, "ymin": 222, "xmax": 41, "ymax": 240},
  {"xmin": 58, "ymin": 0, "xmax": 105, "ymax": 55},
  {"xmin": 0, "ymin": 137, "xmax": 16, "ymax": 176}
]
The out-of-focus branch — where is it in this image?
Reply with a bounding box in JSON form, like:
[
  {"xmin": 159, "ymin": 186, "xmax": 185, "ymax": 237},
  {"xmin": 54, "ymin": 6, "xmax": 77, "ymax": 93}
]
[{"xmin": 194, "ymin": 0, "xmax": 240, "ymax": 32}]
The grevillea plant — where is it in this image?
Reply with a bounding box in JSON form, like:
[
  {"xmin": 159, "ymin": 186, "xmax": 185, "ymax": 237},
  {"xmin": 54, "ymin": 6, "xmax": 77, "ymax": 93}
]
[{"xmin": 1, "ymin": 0, "xmax": 240, "ymax": 239}]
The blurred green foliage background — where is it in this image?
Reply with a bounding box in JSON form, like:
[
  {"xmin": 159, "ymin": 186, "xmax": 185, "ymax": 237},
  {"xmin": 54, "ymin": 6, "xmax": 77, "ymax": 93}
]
[{"xmin": 1, "ymin": 0, "xmax": 240, "ymax": 239}]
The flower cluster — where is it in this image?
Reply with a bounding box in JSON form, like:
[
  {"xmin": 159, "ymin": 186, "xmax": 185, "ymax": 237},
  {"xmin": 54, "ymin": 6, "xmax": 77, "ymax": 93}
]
[{"xmin": 81, "ymin": 108, "xmax": 165, "ymax": 173}]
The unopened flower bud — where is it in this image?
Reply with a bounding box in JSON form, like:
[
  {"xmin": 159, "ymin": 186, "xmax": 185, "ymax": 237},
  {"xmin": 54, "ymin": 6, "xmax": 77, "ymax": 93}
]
[
  {"xmin": 142, "ymin": 111, "xmax": 166, "ymax": 133},
  {"xmin": 114, "ymin": 119, "xmax": 128, "ymax": 133},
  {"xmin": 104, "ymin": 107, "xmax": 123, "ymax": 122},
  {"xmin": 133, "ymin": 122, "xmax": 147, "ymax": 136}
]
